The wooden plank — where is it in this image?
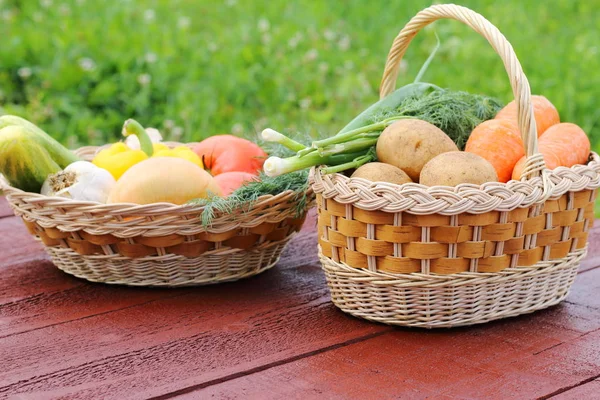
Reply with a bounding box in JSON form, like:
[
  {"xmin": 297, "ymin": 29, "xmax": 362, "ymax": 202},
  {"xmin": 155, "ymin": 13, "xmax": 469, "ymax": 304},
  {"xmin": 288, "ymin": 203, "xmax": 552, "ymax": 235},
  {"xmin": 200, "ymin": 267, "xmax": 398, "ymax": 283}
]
[
  {"xmin": 0, "ymin": 210, "xmax": 320, "ymax": 337},
  {"xmin": 566, "ymin": 266, "xmax": 600, "ymax": 310},
  {"xmin": 0, "ymin": 276, "xmax": 387, "ymax": 399},
  {"xmin": 0, "ymin": 216, "xmax": 46, "ymax": 267},
  {"xmin": 192, "ymin": 297, "xmax": 600, "ymax": 399},
  {"xmin": 551, "ymin": 379, "xmax": 600, "ymax": 399},
  {"xmin": 0, "ymin": 208, "xmax": 394, "ymax": 399},
  {"xmin": 0, "ymin": 197, "xmax": 13, "ymax": 219},
  {"xmin": 579, "ymin": 221, "xmax": 600, "ymax": 272},
  {"xmin": 1, "ymin": 208, "xmax": 599, "ymax": 399}
]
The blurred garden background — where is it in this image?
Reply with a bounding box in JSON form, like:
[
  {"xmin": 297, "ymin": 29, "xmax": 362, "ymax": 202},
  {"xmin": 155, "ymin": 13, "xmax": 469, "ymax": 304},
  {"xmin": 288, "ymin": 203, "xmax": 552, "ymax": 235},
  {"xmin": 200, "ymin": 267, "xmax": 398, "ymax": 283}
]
[{"xmin": 0, "ymin": 0, "xmax": 599, "ymax": 149}]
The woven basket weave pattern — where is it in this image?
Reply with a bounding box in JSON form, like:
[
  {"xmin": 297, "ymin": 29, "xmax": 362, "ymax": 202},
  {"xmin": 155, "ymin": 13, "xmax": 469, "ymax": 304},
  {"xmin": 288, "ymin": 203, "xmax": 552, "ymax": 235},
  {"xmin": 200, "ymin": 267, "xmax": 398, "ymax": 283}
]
[
  {"xmin": 2, "ymin": 143, "xmax": 312, "ymax": 286},
  {"xmin": 311, "ymin": 4, "xmax": 600, "ymax": 327},
  {"xmin": 317, "ymin": 190, "xmax": 595, "ymax": 275}
]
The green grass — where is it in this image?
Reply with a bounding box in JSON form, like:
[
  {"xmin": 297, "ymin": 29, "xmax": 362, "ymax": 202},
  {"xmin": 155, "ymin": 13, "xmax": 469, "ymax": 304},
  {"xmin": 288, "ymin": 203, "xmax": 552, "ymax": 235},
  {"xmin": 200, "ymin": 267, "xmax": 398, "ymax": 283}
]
[{"xmin": 1, "ymin": 0, "xmax": 599, "ymax": 149}]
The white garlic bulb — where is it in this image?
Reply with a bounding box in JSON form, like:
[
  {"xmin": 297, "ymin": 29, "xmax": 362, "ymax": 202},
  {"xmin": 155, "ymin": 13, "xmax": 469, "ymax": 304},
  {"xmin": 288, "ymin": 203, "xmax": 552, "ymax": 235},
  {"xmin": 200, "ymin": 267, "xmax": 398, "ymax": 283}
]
[{"xmin": 41, "ymin": 161, "xmax": 116, "ymax": 203}]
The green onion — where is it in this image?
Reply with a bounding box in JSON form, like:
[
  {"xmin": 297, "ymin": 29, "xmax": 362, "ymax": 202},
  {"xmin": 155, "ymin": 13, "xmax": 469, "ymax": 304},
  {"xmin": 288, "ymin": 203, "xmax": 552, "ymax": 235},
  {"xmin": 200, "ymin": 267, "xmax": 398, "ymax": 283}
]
[{"xmin": 261, "ymin": 128, "xmax": 306, "ymax": 152}]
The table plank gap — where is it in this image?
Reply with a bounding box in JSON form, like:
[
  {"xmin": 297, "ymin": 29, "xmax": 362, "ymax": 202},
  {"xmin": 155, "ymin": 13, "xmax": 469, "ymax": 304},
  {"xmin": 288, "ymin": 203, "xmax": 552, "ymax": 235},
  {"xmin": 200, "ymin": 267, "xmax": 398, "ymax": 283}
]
[
  {"xmin": 185, "ymin": 316, "xmax": 600, "ymax": 400},
  {"xmin": 149, "ymin": 329, "xmax": 392, "ymax": 400},
  {"xmin": 539, "ymin": 373, "xmax": 600, "ymax": 399}
]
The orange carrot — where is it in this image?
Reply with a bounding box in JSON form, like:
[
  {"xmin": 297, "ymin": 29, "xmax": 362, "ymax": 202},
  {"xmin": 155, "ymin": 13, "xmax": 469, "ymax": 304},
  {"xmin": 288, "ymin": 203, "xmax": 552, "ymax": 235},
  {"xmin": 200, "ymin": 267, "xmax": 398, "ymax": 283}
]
[
  {"xmin": 495, "ymin": 95, "xmax": 560, "ymax": 137},
  {"xmin": 465, "ymin": 119, "xmax": 524, "ymax": 183},
  {"xmin": 512, "ymin": 123, "xmax": 590, "ymax": 180}
]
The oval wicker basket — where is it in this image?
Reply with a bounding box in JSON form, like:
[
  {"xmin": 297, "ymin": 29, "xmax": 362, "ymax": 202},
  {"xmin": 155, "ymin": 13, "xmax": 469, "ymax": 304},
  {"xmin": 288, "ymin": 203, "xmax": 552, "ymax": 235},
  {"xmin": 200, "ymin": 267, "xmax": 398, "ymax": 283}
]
[
  {"xmin": 311, "ymin": 4, "xmax": 600, "ymax": 328},
  {"xmin": 1, "ymin": 143, "xmax": 313, "ymax": 287}
]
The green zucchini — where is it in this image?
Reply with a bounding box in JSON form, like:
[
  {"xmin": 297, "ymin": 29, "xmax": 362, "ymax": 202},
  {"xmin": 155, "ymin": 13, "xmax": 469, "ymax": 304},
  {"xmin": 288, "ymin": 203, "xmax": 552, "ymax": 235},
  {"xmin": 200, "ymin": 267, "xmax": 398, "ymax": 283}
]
[
  {"xmin": 0, "ymin": 115, "xmax": 79, "ymax": 167},
  {"xmin": 0, "ymin": 116, "xmax": 80, "ymax": 193}
]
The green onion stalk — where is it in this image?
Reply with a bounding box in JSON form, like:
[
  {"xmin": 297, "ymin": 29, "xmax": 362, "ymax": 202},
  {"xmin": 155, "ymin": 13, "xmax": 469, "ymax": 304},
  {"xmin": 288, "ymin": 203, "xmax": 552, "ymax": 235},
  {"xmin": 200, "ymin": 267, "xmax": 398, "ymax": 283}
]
[{"xmin": 261, "ymin": 117, "xmax": 407, "ymax": 177}]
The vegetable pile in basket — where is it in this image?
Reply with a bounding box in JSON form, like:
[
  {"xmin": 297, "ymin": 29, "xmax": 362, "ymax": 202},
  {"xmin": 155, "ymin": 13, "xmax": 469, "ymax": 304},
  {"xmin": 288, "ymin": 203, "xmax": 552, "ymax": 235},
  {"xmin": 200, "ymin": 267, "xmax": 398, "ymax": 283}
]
[
  {"xmin": 0, "ymin": 116, "xmax": 309, "ymax": 222},
  {"xmin": 262, "ymin": 84, "xmax": 591, "ymax": 186}
]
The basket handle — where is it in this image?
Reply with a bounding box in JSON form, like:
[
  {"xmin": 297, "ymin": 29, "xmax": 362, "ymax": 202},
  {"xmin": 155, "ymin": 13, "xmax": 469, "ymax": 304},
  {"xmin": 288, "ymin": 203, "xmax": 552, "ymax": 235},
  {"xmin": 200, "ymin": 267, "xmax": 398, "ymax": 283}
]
[{"xmin": 380, "ymin": 4, "xmax": 544, "ymax": 178}]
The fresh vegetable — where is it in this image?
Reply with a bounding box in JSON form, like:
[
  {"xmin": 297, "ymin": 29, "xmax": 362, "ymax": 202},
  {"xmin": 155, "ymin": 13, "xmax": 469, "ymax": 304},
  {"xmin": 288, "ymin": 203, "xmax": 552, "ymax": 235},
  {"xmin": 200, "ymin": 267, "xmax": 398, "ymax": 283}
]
[
  {"xmin": 108, "ymin": 157, "xmax": 221, "ymax": 205},
  {"xmin": 512, "ymin": 123, "xmax": 590, "ymax": 180},
  {"xmin": 190, "ymin": 171, "xmax": 309, "ymax": 227},
  {"xmin": 92, "ymin": 142, "xmax": 149, "ymax": 180},
  {"xmin": 153, "ymin": 146, "xmax": 203, "ymax": 168},
  {"xmin": 495, "ymin": 95, "xmax": 559, "ymax": 137},
  {"xmin": 93, "ymin": 119, "xmax": 199, "ymax": 179},
  {"xmin": 350, "ymin": 162, "xmax": 412, "ymax": 185},
  {"xmin": 193, "ymin": 135, "xmax": 268, "ymax": 176},
  {"xmin": 0, "ymin": 115, "xmax": 79, "ymax": 167},
  {"xmin": 376, "ymin": 119, "xmax": 458, "ymax": 181},
  {"xmin": 41, "ymin": 161, "xmax": 115, "ymax": 203},
  {"xmin": 214, "ymin": 172, "xmax": 257, "ymax": 196},
  {"xmin": 125, "ymin": 127, "xmax": 162, "ymax": 150},
  {"xmin": 0, "ymin": 116, "xmax": 80, "ymax": 192},
  {"xmin": 338, "ymin": 82, "xmax": 439, "ymax": 134},
  {"xmin": 0, "ymin": 126, "xmax": 62, "ymax": 192},
  {"xmin": 465, "ymin": 119, "xmax": 524, "ymax": 183},
  {"xmin": 420, "ymin": 152, "xmax": 498, "ymax": 186},
  {"xmin": 92, "ymin": 120, "xmax": 154, "ymax": 180},
  {"xmin": 262, "ymin": 87, "xmax": 502, "ymax": 176}
]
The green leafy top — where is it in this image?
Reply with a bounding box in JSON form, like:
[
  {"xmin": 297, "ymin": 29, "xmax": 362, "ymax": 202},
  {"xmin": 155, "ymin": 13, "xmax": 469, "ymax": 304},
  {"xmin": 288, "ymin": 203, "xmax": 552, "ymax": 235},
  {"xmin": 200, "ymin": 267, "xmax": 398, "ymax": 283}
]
[
  {"xmin": 189, "ymin": 170, "xmax": 310, "ymax": 227},
  {"xmin": 365, "ymin": 88, "xmax": 503, "ymax": 150}
]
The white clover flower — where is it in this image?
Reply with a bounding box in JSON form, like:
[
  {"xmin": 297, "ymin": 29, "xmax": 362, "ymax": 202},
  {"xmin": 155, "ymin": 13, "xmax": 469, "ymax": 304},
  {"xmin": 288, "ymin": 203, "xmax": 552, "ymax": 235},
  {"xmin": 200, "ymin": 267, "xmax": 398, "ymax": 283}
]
[
  {"xmin": 231, "ymin": 123, "xmax": 244, "ymax": 135},
  {"xmin": 338, "ymin": 35, "xmax": 351, "ymax": 51},
  {"xmin": 40, "ymin": 0, "xmax": 53, "ymax": 8},
  {"xmin": 178, "ymin": 16, "xmax": 191, "ymax": 29},
  {"xmin": 318, "ymin": 62, "xmax": 329, "ymax": 73},
  {"xmin": 225, "ymin": 0, "xmax": 237, "ymax": 6},
  {"xmin": 171, "ymin": 126, "xmax": 184, "ymax": 139},
  {"xmin": 144, "ymin": 52, "xmax": 158, "ymax": 63},
  {"xmin": 137, "ymin": 73, "xmax": 151, "ymax": 86},
  {"xmin": 59, "ymin": 3, "xmax": 71, "ymax": 15},
  {"xmin": 78, "ymin": 58, "xmax": 96, "ymax": 71},
  {"xmin": 399, "ymin": 59, "xmax": 408, "ymax": 74},
  {"xmin": 207, "ymin": 42, "xmax": 219, "ymax": 52},
  {"xmin": 323, "ymin": 29, "xmax": 336, "ymax": 41},
  {"xmin": 258, "ymin": 18, "xmax": 270, "ymax": 32},
  {"xmin": 288, "ymin": 37, "xmax": 299, "ymax": 49},
  {"xmin": 287, "ymin": 33, "xmax": 303, "ymax": 49},
  {"xmin": 18, "ymin": 67, "xmax": 32, "ymax": 79},
  {"xmin": 299, "ymin": 97, "xmax": 312, "ymax": 110},
  {"xmin": 163, "ymin": 119, "xmax": 175, "ymax": 129},
  {"xmin": 2, "ymin": 9, "xmax": 13, "ymax": 21},
  {"xmin": 261, "ymin": 33, "xmax": 271, "ymax": 45},
  {"xmin": 144, "ymin": 9, "xmax": 155, "ymax": 22},
  {"xmin": 303, "ymin": 49, "xmax": 318, "ymax": 62}
]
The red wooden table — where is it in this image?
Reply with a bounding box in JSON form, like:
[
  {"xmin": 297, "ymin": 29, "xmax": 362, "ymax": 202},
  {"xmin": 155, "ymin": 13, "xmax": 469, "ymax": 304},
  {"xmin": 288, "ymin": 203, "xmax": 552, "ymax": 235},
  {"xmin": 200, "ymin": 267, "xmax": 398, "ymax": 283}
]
[{"xmin": 1, "ymin": 196, "xmax": 600, "ymax": 400}]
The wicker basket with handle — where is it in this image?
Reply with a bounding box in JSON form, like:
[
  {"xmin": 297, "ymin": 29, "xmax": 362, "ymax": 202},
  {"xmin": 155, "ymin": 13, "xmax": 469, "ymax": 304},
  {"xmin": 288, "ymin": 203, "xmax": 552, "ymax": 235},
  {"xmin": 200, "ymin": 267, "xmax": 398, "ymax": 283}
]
[
  {"xmin": 1, "ymin": 143, "xmax": 313, "ymax": 287},
  {"xmin": 311, "ymin": 4, "xmax": 600, "ymax": 328}
]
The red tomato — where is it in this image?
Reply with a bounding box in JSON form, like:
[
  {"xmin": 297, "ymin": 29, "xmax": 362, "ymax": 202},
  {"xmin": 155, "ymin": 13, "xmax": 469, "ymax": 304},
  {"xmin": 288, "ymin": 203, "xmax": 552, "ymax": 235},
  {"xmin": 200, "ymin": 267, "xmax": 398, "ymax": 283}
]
[
  {"xmin": 193, "ymin": 135, "xmax": 267, "ymax": 176},
  {"xmin": 214, "ymin": 171, "xmax": 257, "ymax": 196}
]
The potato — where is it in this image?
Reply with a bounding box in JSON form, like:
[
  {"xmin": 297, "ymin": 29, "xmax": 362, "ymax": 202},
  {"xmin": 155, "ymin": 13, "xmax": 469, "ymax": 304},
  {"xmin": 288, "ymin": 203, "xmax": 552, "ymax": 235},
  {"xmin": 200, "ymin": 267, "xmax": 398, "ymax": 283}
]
[
  {"xmin": 350, "ymin": 162, "xmax": 412, "ymax": 185},
  {"xmin": 420, "ymin": 151, "xmax": 498, "ymax": 186},
  {"xmin": 376, "ymin": 119, "xmax": 458, "ymax": 181}
]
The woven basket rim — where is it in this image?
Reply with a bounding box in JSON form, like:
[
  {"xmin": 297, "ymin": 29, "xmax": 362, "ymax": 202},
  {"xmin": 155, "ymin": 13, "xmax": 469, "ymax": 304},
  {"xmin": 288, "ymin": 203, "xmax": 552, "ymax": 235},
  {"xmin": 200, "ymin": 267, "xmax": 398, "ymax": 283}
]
[{"xmin": 309, "ymin": 153, "xmax": 600, "ymax": 215}]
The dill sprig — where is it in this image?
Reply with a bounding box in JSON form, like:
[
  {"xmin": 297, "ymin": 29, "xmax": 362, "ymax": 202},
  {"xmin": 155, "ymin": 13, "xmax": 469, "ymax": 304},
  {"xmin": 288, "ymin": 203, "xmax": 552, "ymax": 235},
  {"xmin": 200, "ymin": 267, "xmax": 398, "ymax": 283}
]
[
  {"xmin": 189, "ymin": 170, "xmax": 310, "ymax": 227},
  {"xmin": 367, "ymin": 89, "xmax": 503, "ymax": 150}
]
